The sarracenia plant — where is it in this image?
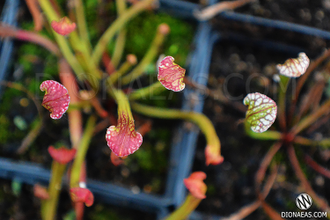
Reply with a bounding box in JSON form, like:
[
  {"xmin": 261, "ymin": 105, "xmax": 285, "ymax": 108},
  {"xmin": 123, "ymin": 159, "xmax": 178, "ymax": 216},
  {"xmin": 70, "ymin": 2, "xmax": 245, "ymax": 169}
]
[
  {"xmin": 0, "ymin": 0, "xmax": 222, "ymax": 219},
  {"xmin": 233, "ymin": 51, "xmax": 330, "ymax": 219}
]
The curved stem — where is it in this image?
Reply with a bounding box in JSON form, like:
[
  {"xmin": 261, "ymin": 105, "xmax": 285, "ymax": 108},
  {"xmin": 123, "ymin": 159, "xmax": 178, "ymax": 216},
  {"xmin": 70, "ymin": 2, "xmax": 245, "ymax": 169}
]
[
  {"xmin": 288, "ymin": 48, "xmax": 330, "ymax": 123},
  {"xmin": 121, "ymin": 24, "xmax": 168, "ymax": 85},
  {"xmin": 244, "ymin": 121, "xmax": 282, "ymax": 141},
  {"xmin": 112, "ymin": 31, "xmax": 127, "ymax": 68},
  {"xmin": 130, "ymin": 102, "xmax": 221, "ymax": 158},
  {"xmin": 108, "ymin": 58, "xmax": 136, "ymax": 85},
  {"xmin": 74, "ymin": 0, "xmax": 92, "ymax": 52},
  {"xmin": 110, "ymin": 87, "xmax": 134, "ymax": 119},
  {"xmin": 38, "ymin": 0, "xmax": 94, "ymax": 86},
  {"xmin": 319, "ymin": 138, "xmax": 330, "ymax": 149},
  {"xmin": 255, "ymin": 141, "xmax": 282, "ymax": 194},
  {"xmin": 43, "ymin": 161, "xmax": 66, "ymax": 220},
  {"xmin": 128, "ymin": 81, "xmax": 165, "ymax": 100},
  {"xmin": 111, "ymin": 0, "xmax": 127, "ymax": 68},
  {"xmin": 0, "ymin": 25, "xmax": 60, "ymax": 56},
  {"xmin": 164, "ymin": 194, "xmax": 201, "ymax": 220},
  {"xmin": 25, "ymin": 0, "xmax": 43, "ymax": 31},
  {"xmin": 290, "ymin": 98, "xmax": 330, "ymax": 136},
  {"xmin": 260, "ymin": 201, "xmax": 283, "ymax": 220},
  {"xmin": 278, "ymin": 75, "xmax": 290, "ymax": 131},
  {"xmin": 70, "ymin": 115, "xmax": 97, "ymax": 188},
  {"xmin": 59, "ymin": 59, "xmax": 83, "ymax": 150},
  {"xmin": 293, "ymin": 136, "xmax": 330, "ymax": 149},
  {"xmin": 293, "ymin": 80, "xmax": 325, "ymax": 125},
  {"xmin": 69, "ymin": 32, "xmax": 102, "ymax": 87},
  {"xmin": 304, "ymin": 154, "xmax": 330, "ymax": 179},
  {"xmin": 222, "ymin": 163, "xmax": 278, "ymax": 220},
  {"xmin": 287, "ymin": 145, "xmax": 330, "ymax": 212},
  {"xmin": 92, "ymin": 0, "xmax": 154, "ymax": 65},
  {"xmin": 293, "ymin": 136, "xmax": 314, "ymax": 146}
]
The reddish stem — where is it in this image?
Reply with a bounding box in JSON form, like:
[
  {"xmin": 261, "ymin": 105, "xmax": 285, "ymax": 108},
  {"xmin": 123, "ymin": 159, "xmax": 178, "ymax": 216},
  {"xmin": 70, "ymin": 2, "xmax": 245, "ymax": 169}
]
[
  {"xmin": 90, "ymin": 96, "xmax": 108, "ymax": 118},
  {"xmin": 59, "ymin": 59, "xmax": 83, "ymax": 149},
  {"xmin": 255, "ymin": 141, "xmax": 282, "ymax": 194},
  {"xmin": 102, "ymin": 52, "xmax": 116, "ymax": 75},
  {"xmin": 287, "ymin": 145, "xmax": 329, "ymax": 211},
  {"xmin": 288, "ymin": 48, "xmax": 330, "ymax": 123},
  {"xmin": 306, "ymin": 113, "xmax": 330, "ymax": 134},
  {"xmin": 49, "ymin": 0, "xmax": 63, "ymax": 16},
  {"xmin": 0, "ymin": 25, "xmax": 60, "ymax": 56},
  {"xmin": 25, "ymin": 0, "xmax": 43, "ymax": 31},
  {"xmin": 136, "ymin": 120, "xmax": 152, "ymax": 136},
  {"xmin": 294, "ymin": 80, "xmax": 325, "ymax": 125},
  {"xmin": 261, "ymin": 201, "xmax": 283, "ymax": 220},
  {"xmin": 59, "ymin": 59, "xmax": 87, "ymax": 219},
  {"xmin": 111, "ymin": 151, "xmax": 125, "ymax": 166},
  {"xmin": 304, "ymin": 154, "xmax": 330, "ymax": 179},
  {"xmin": 223, "ymin": 164, "xmax": 278, "ymax": 220},
  {"xmin": 93, "ymin": 118, "xmax": 109, "ymax": 135},
  {"xmin": 254, "ymin": 142, "xmax": 283, "ymax": 220},
  {"xmin": 293, "ymin": 136, "xmax": 314, "ymax": 146},
  {"xmin": 75, "ymin": 162, "xmax": 87, "ymax": 220}
]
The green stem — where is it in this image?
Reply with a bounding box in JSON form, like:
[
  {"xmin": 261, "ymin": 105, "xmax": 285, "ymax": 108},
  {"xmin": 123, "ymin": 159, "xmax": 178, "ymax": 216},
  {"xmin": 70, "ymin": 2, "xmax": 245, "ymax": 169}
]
[
  {"xmin": 130, "ymin": 102, "xmax": 220, "ymax": 152},
  {"xmin": 74, "ymin": 0, "xmax": 92, "ymax": 52},
  {"xmin": 293, "ymin": 136, "xmax": 314, "ymax": 146},
  {"xmin": 69, "ymin": 32, "xmax": 102, "ymax": 88},
  {"xmin": 39, "ymin": 0, "xmax": 100, "ymax": 89},
  {"xmin": 121, "ymin": 24, "xmax": 168, "ymax": 85},
  {"xmin": 37, "ymin": 0, "xmax": 86, "ymax": 82},
  {"xmin": 111, "ymin": 0, "xmax": 127, "ymax": 68},
  {"xmin": 67, "ymin": 101, "xmax": 90, "ymax": 112},
  {"xmin": 110, "ymin": 87, "xmax": 134, "ymax": 118},
  {"xmin": 112, "ymin": 31, "xmax": 126, "ymax": 68},
  {"xmin": 42, "ymin": 161, "xmax": 66, "ymax": 220},
  {"xmin": 291, "ymin": 98, "xmax": 330, "ymax": 136},
  {"xmin": 128, "ymin": 81, "xmax": 166, "ymax": 100},
  {"xmin": 108, "ymin": 58, "xmax": 136, "ymax": 85},
  {"xmin": 70, "ymin": 115, "xmax": 97, "ymax": 188},
  {"xmin": 244, "ymin": 121, "xmax": 282, "ymax": 141},
  {"xmin": 319, "ymin": 138, "xmax": 330, "ymax": 149},
  {"xmin": 293, "ymin": 136, "xmax": 330, "ymax": 149},
  {"xmin": 278, "ymin": 75, "xmax": 290, "ymax": 131},
  {"xmin": 92, "ymin": 0, "xmax": 154, "ymax": 65},
  {"xmin": 164, "ymin": 194, "xmax": 201, "ymax": 220}
]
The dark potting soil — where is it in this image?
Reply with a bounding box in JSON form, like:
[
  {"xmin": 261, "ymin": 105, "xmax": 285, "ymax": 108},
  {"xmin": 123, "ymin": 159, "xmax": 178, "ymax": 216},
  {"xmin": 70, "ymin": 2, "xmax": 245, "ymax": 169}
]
[
  {"xmin": 190, "ymin": 1, "xmax": 330, "ymax": 218},
  {"xmin": 0, "ymin": 0, "xmax": 195, "ymax": 218},
  {"xmin": 212, "ymin": 0, "xmax": 330, "ymax": 55},
  {"xmin": 192, "ymin": 40, "xmax": 330, "ymax": 219},
  {"xmin": 236, "ymin": 0, "xmax": 330, "ymax": 30}
]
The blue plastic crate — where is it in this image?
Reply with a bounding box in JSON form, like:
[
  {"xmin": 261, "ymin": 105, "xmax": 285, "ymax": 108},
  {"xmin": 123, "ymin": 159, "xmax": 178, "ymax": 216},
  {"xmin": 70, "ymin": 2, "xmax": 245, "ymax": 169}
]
[
  {"xmin": 0, "ymin": 0, "xmax": 18, "ymax": 92},
  {"xmin": 0, "ymin": 0, "xmax": 213, "ymax": 219}
]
